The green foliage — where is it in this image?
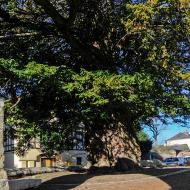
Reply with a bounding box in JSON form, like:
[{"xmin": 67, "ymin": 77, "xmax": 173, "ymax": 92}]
[
  {"xmin": 20, "ymin": 62, "xmax": 58, "ymax": 78},
  {"xmin": 0, "ymin": 0, "xmax": 190, "ymax": 157},
  {"xmin": 137, "ymin": 131, "xmax": 152, "ymax": 156},
  {"xmin": 137, "ymin": 131, "xmax": 150, "ymax": 142},
  {"xmin": 64, "ymin": 70, "xmax": 154, "ymax": 106},
  {"xmin": 7, "ymin": 0, "xmax": 17, "ymax": 14}
]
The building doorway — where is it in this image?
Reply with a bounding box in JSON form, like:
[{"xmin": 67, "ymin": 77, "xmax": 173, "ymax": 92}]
[{"xmin": 41, "ymin": 158, "xmax": 55, "ymax": 167}]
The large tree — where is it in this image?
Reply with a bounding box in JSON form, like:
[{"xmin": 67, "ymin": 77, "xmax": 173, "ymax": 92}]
[{"xmin": 0, "ymin": 0, "xmax": 190, "ymax": 169}]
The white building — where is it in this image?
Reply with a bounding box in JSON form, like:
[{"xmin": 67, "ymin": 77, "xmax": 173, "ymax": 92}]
[
  {"xmin": 4, "ymin": 132, "xmax": 87, "ymax": 169},
  {"xmin": 4, "ymin": 138, "xmax": 56, "ymax": 169},
  {"xmin": 165, "ymin": 132, "xmax": 190, "ymax": 148},
  {"xmin": 165, "ymin": 132, "xmax": 190, "ymax": 156}
]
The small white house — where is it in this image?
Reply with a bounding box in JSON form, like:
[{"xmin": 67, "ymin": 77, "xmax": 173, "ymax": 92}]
[
  {"xmin": 164, "ymin": 132, "xmax": 190, "ymax": 157},
  {"xmin": 165, "ymin": 132, "xmax": 190, "ymax": 148}
]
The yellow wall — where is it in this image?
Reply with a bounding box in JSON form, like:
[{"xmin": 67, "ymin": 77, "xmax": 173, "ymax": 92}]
[{"xmin": 20, "ymin": 149, "xmax": 42, "ymax": 161}]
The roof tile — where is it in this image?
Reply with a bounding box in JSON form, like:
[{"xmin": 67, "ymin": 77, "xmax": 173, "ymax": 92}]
[{"xmin": 167, "ymin": 132, "xmax": 190, "ymax": 141}]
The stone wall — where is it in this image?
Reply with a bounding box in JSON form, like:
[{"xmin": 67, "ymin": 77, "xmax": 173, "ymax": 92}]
[
  {"xmin": 0, "ymin": 180, "xmax": 9, "ymax": 190},
  {"xmin": 8, "ymin": 179, "xmax": 41, "ymax": 190},
  {"xmin": 61, "ymin": 150, "xmax": 87, "ymax": 166},
  {"xmin": 0, "ymin": 99, "xmax": 9, "ymax": 190}
]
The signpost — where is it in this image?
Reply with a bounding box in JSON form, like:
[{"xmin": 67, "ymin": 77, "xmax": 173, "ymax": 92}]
[{"xmin": 0, "ymin": 99, "xmax": 8, "ymax": 189}]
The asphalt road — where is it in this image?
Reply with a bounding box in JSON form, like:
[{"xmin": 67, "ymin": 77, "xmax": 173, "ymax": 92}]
[{"xmin": 30, "ymin": 168, "xmax": 190, "ymax": 190}]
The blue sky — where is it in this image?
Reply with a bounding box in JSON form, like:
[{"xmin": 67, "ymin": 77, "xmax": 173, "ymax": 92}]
[{"xmin": 144, "ymin": 121, "xmax": 190, "ymax": 145}]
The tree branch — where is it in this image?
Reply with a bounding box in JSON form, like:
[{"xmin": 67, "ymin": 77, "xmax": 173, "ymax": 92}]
[
  {"xmin": 0, "ymin": 1, "xmax": 114, "ymax": 70},
  {"xmin": 0, "ymin": 7, "xmax": 57, "ymax": 34},
  {"xmin": 68, "ymin": 0, "xmax": 83, "ymax": 25},
  {"xmin": 11, "ymin": 97, "xmax": 22, "ymax": 109},
  {"xmin": 34, "ymin": 0, "xmax": 68, "ymax": 28}
]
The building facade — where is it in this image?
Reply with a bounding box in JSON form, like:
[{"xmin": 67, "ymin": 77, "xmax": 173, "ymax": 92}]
[
  {"xmin": 165, "ymin": 132, "xmax": 190, "ymax": 148},
  {"xmin": 165, "ymin": 132, "xmax": 190, "ymax": 156},
  {"xmin": 4, "ymin": 130, "xmax": 87, "ymax": 169},
  {"xmin": 4, "ymin": 138, "xmax": 55, "ymax": 169}
]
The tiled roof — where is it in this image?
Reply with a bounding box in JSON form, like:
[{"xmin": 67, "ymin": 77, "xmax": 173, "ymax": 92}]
[{"xmin": 167, "ymin": 132, "xmax": 190, "ymax": 141}]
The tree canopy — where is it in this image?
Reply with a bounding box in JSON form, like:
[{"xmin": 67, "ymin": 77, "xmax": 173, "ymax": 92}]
[{"xmin": 0, "ymin": 0, "xmax": 190, "ymax": 165}]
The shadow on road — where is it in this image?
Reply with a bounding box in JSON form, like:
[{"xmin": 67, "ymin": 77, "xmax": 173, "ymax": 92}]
[
  {"xmin": 32, "ymin": 172, "xmax": 93, "ymax": 190},
  {"xmin": 157, "ymin": 167, "xmax": 190, "ymax": 190},
  {"xmin": 32, "ymin": 167, "xmax": 190, "ymax": 190}
]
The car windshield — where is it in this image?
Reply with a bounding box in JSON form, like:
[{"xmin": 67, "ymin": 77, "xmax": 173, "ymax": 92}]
[
  {"xmin": 165, "ymin": 158, "xmax": 172, "ymax": 162},
  {"xmin": 165, "ymin": 158, "xmax": 178, "ymax": 162}
]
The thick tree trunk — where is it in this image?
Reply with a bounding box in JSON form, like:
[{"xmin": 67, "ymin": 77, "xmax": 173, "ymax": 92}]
[{"xmin": 86, "ymin": 121, "xmax": 141, "ymax": 171}]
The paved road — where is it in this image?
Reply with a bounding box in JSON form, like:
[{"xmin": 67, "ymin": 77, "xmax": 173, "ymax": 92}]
[{"xmin": 31, "ymin": 169, "xmax": 190, "ymax": 190}]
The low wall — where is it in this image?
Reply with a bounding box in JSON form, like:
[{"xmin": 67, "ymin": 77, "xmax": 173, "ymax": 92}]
[
  {"xmin": 0, "ymin": 178, "xmax": 41, "ymax": 190},
  {"xmin": 7, "ymin": 167, "xmax": 65, "ymax": 178},
  {"xmin": 9, "ymin": 178, "xmax": 41, "ymax": 190},
  {"xmin": 0, "ymin": 179, "xmax": 9, "ymax": 190}
]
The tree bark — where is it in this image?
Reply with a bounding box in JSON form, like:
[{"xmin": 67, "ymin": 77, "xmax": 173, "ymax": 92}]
[{"xmin": 86, "ymin": 121, "xmax": 141, "ymax": 171}]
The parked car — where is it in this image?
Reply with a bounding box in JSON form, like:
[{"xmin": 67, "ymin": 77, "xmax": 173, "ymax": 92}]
[
  {"xmin": 184, "ymin": 157, "xmax": 190, "ymax": 165},
  {"xmin": 163, "ymin": 157, "xmax": 185, "ymax": 166},
  {"xmin": 140, "ymin": 159, "xmax": 165, "ymax": 168}
]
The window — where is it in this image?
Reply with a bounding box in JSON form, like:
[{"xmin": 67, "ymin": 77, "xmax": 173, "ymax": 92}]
[
  {"xmin": 64, "ymin": 124, "xmax": 85, "ymax": 151},
  {"xmin": 30, "ymin": 139, "xmax": 40, "ymax": 149},
  {"xmin": 21, "ymin": 161, "xmax": 27, "ymax": 168},
  {"xmin": 76, "ymin": 157, "xmax": 82, "ymax": 165},
  {"xmin": 174, "ymin": 158, "xmax": 179, "ymax": 162},
  {"xmin": 71, "ymin": 130, "xmax": 85, "ymax": 150},
  {"xmin": 4, "ymin": 137, "xmax": 14, "ymax": 152}
]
